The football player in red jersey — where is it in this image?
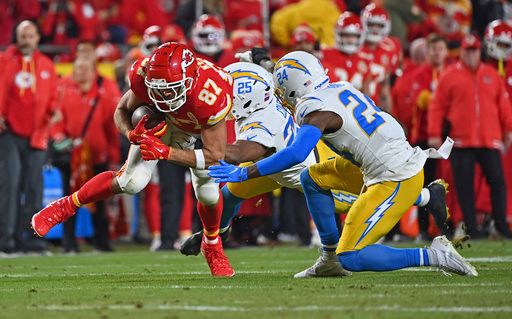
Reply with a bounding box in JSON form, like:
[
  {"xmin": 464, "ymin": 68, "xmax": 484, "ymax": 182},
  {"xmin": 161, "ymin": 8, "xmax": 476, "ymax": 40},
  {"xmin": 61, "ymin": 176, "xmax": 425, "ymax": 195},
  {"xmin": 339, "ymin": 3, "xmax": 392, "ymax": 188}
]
[
  {"xmin": 479, "ymin": 20, "xmax": 512, "ymax": 228},
  {"xmin": 360, "ymin": 3, "xmax": 399, "ymax": 111},
  {"xmin": 32, "ymin": 43, "xmax": 236, "ymax": 277},
  {"xmin": 485, "ymin": 20, "xmax": 512, "ymax": 96},
  {"xmin": 321, "ymin": 12, "xmax": 371, "ymax": 93},
  {"xmin": 190, "ymin": 14, "xmax": 237, "ymax": 67}
]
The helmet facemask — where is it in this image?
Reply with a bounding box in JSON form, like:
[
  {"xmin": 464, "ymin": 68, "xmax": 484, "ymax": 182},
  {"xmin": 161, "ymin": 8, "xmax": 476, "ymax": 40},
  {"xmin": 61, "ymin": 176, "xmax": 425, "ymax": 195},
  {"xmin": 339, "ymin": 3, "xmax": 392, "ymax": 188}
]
[
  {"xmin": 364, "ymin": 19, "xmax": 390, "ymax": 44},
  {"xmin": 145, "ymin": 77, "xmax": 193, "ymax": 112},
  {"xmin": 336, "ymin": 31, "xmax": 363, "ymax": 54},
  {"xmin": 193, "ymin": 29, "xmax": 225, "ymax": 56},
  {"xmin": 487, "ymin": 37, "xmax": 512, "ymax": 60}
]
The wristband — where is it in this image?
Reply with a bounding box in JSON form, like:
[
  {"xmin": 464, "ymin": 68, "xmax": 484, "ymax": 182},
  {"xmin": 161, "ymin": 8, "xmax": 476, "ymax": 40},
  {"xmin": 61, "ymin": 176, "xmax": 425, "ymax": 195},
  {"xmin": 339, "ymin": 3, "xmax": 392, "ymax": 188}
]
[{"xmin": 194, "ymin": 149, "xmax": 206, "ymax": 169}]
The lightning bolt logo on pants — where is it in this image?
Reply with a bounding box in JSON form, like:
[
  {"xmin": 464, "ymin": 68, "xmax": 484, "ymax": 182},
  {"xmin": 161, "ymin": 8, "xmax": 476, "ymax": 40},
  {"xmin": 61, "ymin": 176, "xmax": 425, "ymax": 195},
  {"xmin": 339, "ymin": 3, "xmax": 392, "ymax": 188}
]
[{"xmin": 354, "ymin": 183, "xmax": 401, "ymax": 247}]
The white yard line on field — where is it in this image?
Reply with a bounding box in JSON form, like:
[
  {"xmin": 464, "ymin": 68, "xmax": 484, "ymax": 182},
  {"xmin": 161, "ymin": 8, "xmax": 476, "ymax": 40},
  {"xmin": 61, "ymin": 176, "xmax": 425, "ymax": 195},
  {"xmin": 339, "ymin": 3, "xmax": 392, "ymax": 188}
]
[
  {"xmin": 30, "ymin": 304, "xmax": 512, "ymax": 313},
  {"xmin": 1, "ymin": 282, "xmax": 508, "ymax": 293},
  {"xmin": 0, "ymin": 270, "xmax": 289, "ymax": 278}
]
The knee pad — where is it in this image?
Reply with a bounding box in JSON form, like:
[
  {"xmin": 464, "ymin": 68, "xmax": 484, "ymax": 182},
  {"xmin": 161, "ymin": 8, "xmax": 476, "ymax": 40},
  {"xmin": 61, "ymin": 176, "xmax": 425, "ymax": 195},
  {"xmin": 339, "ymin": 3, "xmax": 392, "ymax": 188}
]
[
  {"xmin": 338, "ymin": 251, "xmax": 361, "ymax": 272},
  {"xmin": 195, "ymin": 184, "xmax": 220, "ymax": 206},
  {"xmin": 116, "ymin": 168, "xmax": 152, "ymax": 195}
]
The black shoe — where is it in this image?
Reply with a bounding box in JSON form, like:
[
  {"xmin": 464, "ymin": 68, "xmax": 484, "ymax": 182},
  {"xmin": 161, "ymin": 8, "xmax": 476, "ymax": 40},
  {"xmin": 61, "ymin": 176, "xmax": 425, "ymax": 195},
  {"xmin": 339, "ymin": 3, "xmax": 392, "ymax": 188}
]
[
  {"xmin": 180, "ymin": 228, "xmax": 231, "ymax": 256},
  {"xmin": 20, "ymin": 238, "xmax": 48, "ymax": 253},
  {"xmin": 425, "ymin": 179, "xmax": 449, "ymax": 230},
  {"xmin": 156, "ymin": 242, "xmax": 175, "ymax": 251},
  {"xmin": 94, "ymin": 244, "xmax": 114, "ymax": 252}
]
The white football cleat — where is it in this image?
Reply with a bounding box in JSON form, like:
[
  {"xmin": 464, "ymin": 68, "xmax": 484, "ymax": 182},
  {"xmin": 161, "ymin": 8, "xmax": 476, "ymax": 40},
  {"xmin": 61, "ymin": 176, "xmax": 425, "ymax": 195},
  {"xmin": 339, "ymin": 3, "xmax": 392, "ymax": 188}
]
[
  {"xmin": 429, "ymin": 235, "xmax": 478, "ymax": 276},
  {"xmin": 294, "ymin": 250, "xmax": 351, "ymax": 278}
]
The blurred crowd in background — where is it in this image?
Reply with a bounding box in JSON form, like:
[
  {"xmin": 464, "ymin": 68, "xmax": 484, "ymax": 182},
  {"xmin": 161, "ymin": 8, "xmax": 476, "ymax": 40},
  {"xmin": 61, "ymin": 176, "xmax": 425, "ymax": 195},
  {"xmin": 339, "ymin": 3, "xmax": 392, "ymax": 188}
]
[{"xmin": 1, "ymin": 0, "xmax": 512, "ymax": 256}]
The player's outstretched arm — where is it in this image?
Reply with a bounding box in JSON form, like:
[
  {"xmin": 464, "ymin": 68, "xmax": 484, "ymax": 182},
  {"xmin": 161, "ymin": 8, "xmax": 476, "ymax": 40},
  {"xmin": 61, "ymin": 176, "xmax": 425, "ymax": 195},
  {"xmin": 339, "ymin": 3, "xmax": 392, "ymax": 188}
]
[
  {"xmin": 225, "ymin": 140, "xmax": 270, "ymax": 165},
  {"xmin": 208, "ymin": 111, "xmax": 342, "ymax": 183}
]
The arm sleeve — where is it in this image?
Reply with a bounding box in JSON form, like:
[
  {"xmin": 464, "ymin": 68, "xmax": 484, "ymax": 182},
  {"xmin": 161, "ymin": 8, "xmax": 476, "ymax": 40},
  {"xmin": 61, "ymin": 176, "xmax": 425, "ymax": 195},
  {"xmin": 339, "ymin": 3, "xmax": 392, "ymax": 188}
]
[{"xmin": 256, "ymin": 124, "xmax": 322, "ymax": 176}]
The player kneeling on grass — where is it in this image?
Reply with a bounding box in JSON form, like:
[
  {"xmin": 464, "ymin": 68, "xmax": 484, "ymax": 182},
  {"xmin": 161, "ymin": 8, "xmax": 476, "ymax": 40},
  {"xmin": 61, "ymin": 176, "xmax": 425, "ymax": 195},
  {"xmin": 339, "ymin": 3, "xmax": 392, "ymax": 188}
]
[
  {"xmin": 32, "ymin": 43, "xmax": 236, "ymax": 277},
  {"xmin": 181, "ymin": 61, "xmax": 457, "ymax": 278},
  {"xmin": 208, "ymin": 51, "xmax": 478, "ymax": 277}
]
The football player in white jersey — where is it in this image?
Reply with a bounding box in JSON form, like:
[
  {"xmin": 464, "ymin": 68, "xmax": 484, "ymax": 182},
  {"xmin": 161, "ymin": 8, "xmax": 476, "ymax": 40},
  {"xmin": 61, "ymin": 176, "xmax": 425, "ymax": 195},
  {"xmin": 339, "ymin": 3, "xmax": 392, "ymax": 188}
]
[
  {"xmin": 182, "ymin": 61, "xmax": 456, "ymax": 277},
  {"xmin": 209, "ymin": 52, "xmax": 478, "ymax": 277}
]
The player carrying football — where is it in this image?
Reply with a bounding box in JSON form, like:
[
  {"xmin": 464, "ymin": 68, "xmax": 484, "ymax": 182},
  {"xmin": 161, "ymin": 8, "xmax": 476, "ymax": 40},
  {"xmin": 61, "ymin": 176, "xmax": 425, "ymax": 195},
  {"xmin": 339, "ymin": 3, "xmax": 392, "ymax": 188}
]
[
  {"xmin": 32, "ymin": 43, "xmax": 236, "ymax": 277},
  {"xmin": 209, "ymin": 51, "xmax": 478, "ymax": 277}
]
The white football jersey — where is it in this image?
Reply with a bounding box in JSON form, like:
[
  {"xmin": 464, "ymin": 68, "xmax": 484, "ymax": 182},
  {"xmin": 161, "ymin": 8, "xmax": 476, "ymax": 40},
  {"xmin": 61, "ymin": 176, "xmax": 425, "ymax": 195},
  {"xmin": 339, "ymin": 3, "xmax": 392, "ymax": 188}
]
[
  {"xmin": 295, "ymin": 81, "xmax": 427, "ymax": 186},
  {"xmin": 236, "ymin": 101, "xmax": 316, "ymax": 188}
]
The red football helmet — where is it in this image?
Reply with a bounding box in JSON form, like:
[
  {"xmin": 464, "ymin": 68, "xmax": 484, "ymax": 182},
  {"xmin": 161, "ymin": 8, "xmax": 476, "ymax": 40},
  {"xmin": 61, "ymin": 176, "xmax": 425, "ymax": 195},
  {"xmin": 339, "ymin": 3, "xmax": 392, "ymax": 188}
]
[
  {"xmin": 161, "ymin": 24, "xmax": 186, "ymax": 44},
  {"xmin": 361, "ymin": 4, "xmax": 391, "ymax": 44},
  {"xmin": 144, "ymin": 43, "xmax": 198, "ymax": 112},
  {"xmin": 231, "ymin": 30, "xmax": 265, "ymax": 52},
  {"xmin": 485, "ymin": 20, "xmax": 512, "ymax": 60},
  {"xmin": 141, "ymin": 25, "xmax": 162, "ymax": 56},
  {"xmin": 335, "ymin": 12, "xmax": 365, "ymax": 54},
  {"xmin": 191, "ymin": 14, "xmax": 226, "ymax": 56}
]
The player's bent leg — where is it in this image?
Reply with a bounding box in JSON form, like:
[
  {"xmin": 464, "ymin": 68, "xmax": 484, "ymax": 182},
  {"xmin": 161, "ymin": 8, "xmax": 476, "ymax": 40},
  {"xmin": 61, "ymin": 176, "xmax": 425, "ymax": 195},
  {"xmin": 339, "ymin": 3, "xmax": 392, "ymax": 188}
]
[
  {"xmin": 190, "ymin": 168, "xmax": 234, "ymax": 277},
  {"xmin": 180, "ymin": 186, "xmax": 240, "ymax": 256},
  {"xmin": 180, "ymin": 174, "xmax": 281, "ymax": 256},
  {"xmin": 116, "ymin": 145, "xmax": 158, "ymax": 194},
  {"xmin": 32, "ymin": 145, "xmax": 155, "ymax": 237},
  {"xmin": 336, "ymin": 171, "xmax": 477, "ymax": 276},
  {"xmin": 337, "ymin": 171, "xmax": 424, "ymax": 271},
  {"xmin": 294, "ymin": 169, "xmax": 351, "ymax": 278}
]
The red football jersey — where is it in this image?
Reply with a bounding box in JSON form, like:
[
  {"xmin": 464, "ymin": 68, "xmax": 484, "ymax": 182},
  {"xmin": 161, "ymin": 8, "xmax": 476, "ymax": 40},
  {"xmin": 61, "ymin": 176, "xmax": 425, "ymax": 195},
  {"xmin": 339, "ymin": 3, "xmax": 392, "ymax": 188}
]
[
  {"xmin": 129, "ymin": 57, "xmax": 233, "ymax": 135},
  {"xmin": 321, "ymin": 48, "xmax": 371, "ymax": 91},
  {"xmin": 361, "ymin": 37, "xmax": 401, "ymax": 103}
]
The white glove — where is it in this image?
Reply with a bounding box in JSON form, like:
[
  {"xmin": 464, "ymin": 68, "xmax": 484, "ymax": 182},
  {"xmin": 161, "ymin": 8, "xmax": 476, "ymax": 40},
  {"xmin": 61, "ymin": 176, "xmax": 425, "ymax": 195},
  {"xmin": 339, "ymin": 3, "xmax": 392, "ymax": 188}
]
[{"xmin": 235, "ymin": 50, "xmax": 253, "ymax": 63}]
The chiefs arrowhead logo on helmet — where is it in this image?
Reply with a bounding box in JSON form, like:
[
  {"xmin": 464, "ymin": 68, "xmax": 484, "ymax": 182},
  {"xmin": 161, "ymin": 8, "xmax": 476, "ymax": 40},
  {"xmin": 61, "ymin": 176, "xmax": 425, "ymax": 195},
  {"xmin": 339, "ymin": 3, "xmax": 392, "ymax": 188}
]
[{"xmin": 182, "ymin": 48, "xmax": 195, "ymax": 67}]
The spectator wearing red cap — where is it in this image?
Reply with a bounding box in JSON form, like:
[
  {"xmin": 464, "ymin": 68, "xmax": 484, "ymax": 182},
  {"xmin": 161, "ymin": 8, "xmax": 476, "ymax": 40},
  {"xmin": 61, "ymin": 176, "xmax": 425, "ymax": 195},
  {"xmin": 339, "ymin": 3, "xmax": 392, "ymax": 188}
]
[
  {"xmin": 428, "ymin": 34, "xmax": 512, "ymax": 239},
  {"xmin": 290, "ymin": 24, "xmax": 317, "ymax": 53}
]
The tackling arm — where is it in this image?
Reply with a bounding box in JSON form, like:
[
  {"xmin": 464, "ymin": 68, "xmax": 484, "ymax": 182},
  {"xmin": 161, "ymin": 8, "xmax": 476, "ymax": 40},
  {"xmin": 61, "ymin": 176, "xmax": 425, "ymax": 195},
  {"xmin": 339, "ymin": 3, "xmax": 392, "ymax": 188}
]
[
  {"xmin": 225, "ymin": 140, "xmax": 270, "ymax": 165},
  {"xmin": 208, "ymin": 111, "xmax": 342, "ymax": 183}
]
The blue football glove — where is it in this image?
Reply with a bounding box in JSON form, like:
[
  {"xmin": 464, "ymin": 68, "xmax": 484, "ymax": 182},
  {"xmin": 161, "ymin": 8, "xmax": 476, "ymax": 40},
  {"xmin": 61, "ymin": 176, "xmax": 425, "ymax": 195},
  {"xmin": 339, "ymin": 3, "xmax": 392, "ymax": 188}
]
[{"xmin": 208, "ymin": 160, "xmax": 248, "ymax": 183}]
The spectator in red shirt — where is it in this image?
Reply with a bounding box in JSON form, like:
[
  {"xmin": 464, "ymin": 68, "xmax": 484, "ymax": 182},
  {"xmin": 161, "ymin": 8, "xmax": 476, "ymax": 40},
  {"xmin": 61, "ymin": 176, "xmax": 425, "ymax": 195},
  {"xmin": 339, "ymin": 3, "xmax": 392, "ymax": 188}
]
[
  {"xmin": 41, "ymin": 0, "xmax": 100, "ymax": 45},
  {"xmin": 0, "ymin": 21, "xmax": 57, "ymax": 254},
  {"xmin": 408, "ymin": 34, "xmax": 449, "ymax": 240},
  {"xmin": 428, "ymin": 34, "xmax": 512, "ymax": 238},
  {"xmin": 51, "ymin": 56, "xmax": 121, "ymax": 252}
]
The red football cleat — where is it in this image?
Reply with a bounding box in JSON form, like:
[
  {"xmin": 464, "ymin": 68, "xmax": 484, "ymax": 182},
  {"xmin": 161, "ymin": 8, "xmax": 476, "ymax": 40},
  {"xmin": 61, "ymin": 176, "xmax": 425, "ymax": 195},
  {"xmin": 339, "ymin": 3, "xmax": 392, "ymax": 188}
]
[
  {"xmin": 31, "ymin": 196, "xmax": 78, "ymax": 237},
  {"xmin": 201, "ymin": 236, "xmax": 235, "ymax": 277}
]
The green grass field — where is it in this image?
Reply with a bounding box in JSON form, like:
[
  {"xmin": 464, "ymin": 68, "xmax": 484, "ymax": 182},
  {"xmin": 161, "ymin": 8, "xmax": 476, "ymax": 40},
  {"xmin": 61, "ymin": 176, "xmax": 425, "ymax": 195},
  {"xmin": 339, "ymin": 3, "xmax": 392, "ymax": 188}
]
[{"xmin": 1, "ymin": 240, "xmax": 511, "ymax": 319}]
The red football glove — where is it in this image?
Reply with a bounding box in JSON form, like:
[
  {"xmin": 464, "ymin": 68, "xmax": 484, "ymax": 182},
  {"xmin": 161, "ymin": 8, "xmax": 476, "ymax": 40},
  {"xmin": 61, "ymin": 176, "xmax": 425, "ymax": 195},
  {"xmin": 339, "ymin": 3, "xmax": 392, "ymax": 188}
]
[
  {"xmin": 140, "ymin": 135, "xmax": 172, "ymax": 161},
  {"xmin": 128, "ymin": 115, "xmax": 167, "ymax": 145}
]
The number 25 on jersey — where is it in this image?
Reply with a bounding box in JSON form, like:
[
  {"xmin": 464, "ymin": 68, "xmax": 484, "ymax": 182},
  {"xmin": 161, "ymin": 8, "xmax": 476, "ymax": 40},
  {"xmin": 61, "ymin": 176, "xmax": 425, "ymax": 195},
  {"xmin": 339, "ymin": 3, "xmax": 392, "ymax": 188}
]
[{"xmin": 338, "ymin": 90, "xmax": 385, "ymax": 136}]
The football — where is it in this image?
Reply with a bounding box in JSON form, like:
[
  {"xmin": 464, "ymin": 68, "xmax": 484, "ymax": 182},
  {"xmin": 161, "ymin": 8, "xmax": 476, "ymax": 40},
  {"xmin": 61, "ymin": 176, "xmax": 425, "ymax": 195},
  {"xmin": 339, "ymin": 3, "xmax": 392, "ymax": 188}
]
[{"xmin": 131, "ymin": 105, "xmax": 166, "ymax": 129}]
